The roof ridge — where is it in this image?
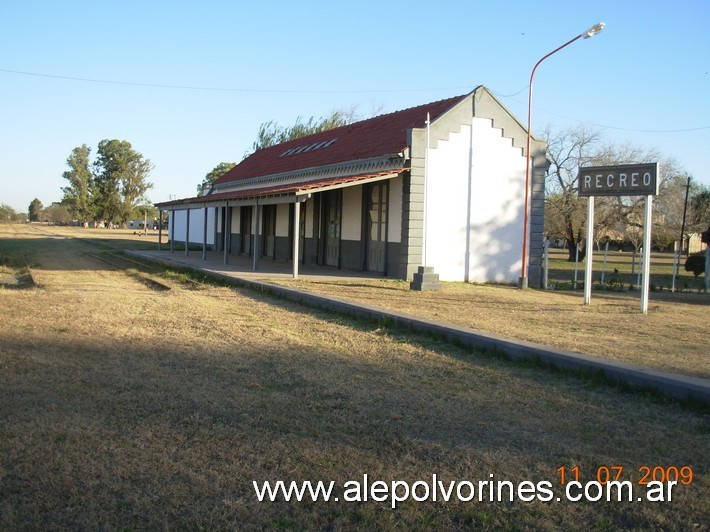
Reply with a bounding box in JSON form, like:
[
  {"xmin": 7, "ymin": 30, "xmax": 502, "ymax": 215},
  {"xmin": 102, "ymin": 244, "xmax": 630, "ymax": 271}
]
[
  {"xmin": 258, "ymin": 92, "xmax": 470, "ymax": 151},
  {"xmin": 344, "ymin": 92, "xmax": 469, "ymax": 127}
]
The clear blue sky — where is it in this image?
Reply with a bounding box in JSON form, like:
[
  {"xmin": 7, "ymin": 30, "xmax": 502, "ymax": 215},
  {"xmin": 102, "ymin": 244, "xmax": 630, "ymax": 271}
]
[{"xmin": 1, "ymin": 0, "xmax": 708, "ymax": 213}]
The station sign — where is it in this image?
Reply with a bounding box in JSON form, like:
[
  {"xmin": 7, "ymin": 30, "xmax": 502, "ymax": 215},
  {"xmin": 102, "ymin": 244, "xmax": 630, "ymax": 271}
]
[
  {"xmin": 578, "ymin": 163, "xmax": 658, "ymax": 197},
  {"xmin": 577, "ymin": 162, "xmax": 658, "ymax": 314}
]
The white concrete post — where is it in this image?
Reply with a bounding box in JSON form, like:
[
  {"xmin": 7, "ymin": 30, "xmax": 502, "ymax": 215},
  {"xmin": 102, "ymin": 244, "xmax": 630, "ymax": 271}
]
[
  {"xmin": 584, "ymin": 196, "xmax": 594, "ymax": 305},
  {"xmin": 184, "ymin": 209, "xmax": 190, "ymax": 257},
  {"xmin": 201, "ymin": 206, "xmax": 207, "ymax": 260},
  {"xmin": 543, "ymin": 239, "xmax": 549, "ymax": 289},
  {"xmin": 169, "ymin": 210, "xmax": 175, "ymax": 254},
  {"xmin": 158, "ymin": 210, "xmax": 163, "ymax": 251},
  {"xmin": 292, "ymin": 200, "xmax": 301, "ymax": 279},
  {"xmin": 601, "ymin": 241, "xmax": 609, "ymax": 284},
  {"xmin": 640, "ymin": 195, "xmax": 653, "ymax": 313},
  {"xmin": 252, "ymin": 200, "xmax": 260, "ymax": 271},
  {"xmin": 223, "ymin": 204, "xmax": 229, "ymax": 265}
]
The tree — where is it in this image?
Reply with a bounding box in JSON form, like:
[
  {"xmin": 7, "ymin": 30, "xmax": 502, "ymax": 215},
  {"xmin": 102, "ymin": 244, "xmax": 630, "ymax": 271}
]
[
  {"xmin": 92, "ymin": 139, "xmax": 153, "ymax": 227},
  {"xmin": 684, "ymin": 254, "xmax": 705, "ymax": 278},
  {"xmin": 28, "ymin": 198, "xmax": 43, "ymax": 222},
  {"xmin": 61, "ymin": 144, "xmax": 94, "ymax": 225},
  {"xmin": 543, "ymin": 125, "xmax": 686, "ymax": 259},
  {"xmin": 689, "ymin": 184, "xmax": 710, "ymax": 231},
  {"xmin": 588, "ymin": 143, "xmax": 685, "ymax": 252},
  {"xmin": 0, "ymin": 204, "xmax": 18, "ymax": 223},
  {"xmin": 197, "ymin": 162, "xmax": 236, "ymax": 196},
  {"xmin": 41, "ymin": 202, "xmax": 73, "ymax": 224},
  {"xmin": 652, "ymin": 172, "xmax": 691, "ymax": 251},
  {"xmin": 543, "ymin": 125, "xmax": 601, "ymax": 261},
  {"xmin": 248, "ymin": 107, "xmax": 359, "ymax": 155}
]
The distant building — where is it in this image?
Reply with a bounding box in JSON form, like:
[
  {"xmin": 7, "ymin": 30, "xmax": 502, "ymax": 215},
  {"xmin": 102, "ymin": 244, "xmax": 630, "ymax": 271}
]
[
  {"xmin": 127, "ymin": 219, "xmax": 158, "ymax": 230},
  {"xmin": 687, "ymin": 233, "xmax": 705, "ymax": 254},
  {"xmin": 156, "ymin": 86, "xmax": 548, "ymax": 285}
]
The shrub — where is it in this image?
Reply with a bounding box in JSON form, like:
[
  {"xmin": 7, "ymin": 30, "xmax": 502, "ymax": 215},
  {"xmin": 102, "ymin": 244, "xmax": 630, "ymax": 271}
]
[{"xmin": 684, "ymin": 254, "xmax": 706, "ymax": 278}]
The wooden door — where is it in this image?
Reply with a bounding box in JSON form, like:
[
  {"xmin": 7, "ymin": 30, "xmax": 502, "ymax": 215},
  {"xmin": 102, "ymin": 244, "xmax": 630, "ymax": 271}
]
[
  {"xmin": 367, "ymin": 182, "xmax": 388, "ymax": 272},
  {"xmin": 262, "ymin": 205, "xmax": 276, "ymax": 258},
  {"xmin": 240, "ymin": 206, "xmax": 252, "ymax": 255},
  {"xmin": 323, "ymin": 191, "xmax": 341, "ymax": 267}
]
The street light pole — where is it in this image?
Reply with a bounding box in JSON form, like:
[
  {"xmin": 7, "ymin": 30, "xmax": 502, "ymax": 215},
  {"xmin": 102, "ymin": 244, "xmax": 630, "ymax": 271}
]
[{"xmin": 519, "ymin": 22, "xmax": 605, "ymax": 289}]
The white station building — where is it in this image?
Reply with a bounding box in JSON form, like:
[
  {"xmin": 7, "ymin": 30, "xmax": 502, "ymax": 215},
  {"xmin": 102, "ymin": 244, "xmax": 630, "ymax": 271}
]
[{"xmin": 156, "ymin": 86, "xmax": 548, "ymax": 285}]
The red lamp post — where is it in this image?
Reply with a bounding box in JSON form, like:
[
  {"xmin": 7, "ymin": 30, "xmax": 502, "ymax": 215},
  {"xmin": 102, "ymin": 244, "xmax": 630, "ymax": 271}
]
[{"xmin": 519, "ymin": 22, "xmax": 605, "ymax": 289}]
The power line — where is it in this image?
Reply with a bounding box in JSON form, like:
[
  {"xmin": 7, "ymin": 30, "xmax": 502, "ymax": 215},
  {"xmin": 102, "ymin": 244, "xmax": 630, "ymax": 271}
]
[
  {"xmin": 586, "ymin": 123, "xmax": 710, "ymax": 133},
  {"xmin": 492, "ymin": 85, "xmax": 529, "ymax": 98},
  {"xmin": 493, "ymin": 91, "xmax": 710, "ymax": 134},
  {"xmin": 5, "ymin": 67, "xmax": 707, "ymax": 133},
  {"xmin": 0, "ymin": 67, "xmax": 472, "ymax": 95}
]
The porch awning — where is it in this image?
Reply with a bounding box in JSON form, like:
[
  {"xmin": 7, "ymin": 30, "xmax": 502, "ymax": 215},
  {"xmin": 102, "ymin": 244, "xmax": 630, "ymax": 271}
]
[{"xmin": 155, "ymin": 169, "xmax": 406, "ymax": 210}]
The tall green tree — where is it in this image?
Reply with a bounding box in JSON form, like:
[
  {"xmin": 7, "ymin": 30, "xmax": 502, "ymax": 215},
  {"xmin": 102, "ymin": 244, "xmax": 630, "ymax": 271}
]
[
  {"xmin": 28, "ymin": 198, "xmax": 43, "ymax": 222},
  {"xmin": 197, "ymin": 162, "xmax": 236, "ymax": 196},
  {"xmin": 61, "ymin": 144, "xmax": 94, "ymax": 225},
  {"xmin": 92, "ymin": 139, "xmax": 153, "ymax": 226}
]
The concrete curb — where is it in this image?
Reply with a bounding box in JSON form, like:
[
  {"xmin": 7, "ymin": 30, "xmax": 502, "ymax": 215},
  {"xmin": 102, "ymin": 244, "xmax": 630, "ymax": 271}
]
[{"xmin": 128, "ymin": 251, "xmax": 710, "ymax": 406}]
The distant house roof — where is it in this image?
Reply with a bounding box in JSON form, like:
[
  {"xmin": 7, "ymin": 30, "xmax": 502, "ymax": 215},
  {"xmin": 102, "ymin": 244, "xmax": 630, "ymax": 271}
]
[{"xmin": 212, "ymin": 93, "xmax": 467, "ymax": 187}]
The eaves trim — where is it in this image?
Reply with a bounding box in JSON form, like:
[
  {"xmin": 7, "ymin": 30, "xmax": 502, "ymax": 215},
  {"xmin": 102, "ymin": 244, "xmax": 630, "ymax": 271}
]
[{"xmin": 212, "ymin": 154, "xmax": 405, "ymax": 194}]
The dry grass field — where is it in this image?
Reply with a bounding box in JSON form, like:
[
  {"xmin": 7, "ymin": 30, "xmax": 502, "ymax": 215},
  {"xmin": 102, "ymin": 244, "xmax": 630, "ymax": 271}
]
[
  {"xmin": 0, "ymin": 224, "xmax": 708, "ymax": 529},
  {"xmin": 270, "ymin": 278, "xmax": 710, "ymax": 381}
]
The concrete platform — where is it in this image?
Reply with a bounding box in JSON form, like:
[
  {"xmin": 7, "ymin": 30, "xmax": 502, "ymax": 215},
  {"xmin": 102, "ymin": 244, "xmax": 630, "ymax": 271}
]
[
  {"xmin": 133, "ymin": 248, "xmax": 384, "ymax": 281},
  {"xmin": 128, "ymin": 249, "xmax": 710, "ymax": 406}
]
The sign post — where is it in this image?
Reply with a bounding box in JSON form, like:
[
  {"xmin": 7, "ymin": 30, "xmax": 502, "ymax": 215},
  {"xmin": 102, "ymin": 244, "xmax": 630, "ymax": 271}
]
[
  {"xmin": 584, "ymin": 196, "xmax": 594, "ymax": 304},
  {"xmin": 578, "ymin": 163, "xmax": 658, "ymax": 313},
  {"xmin": 640, "ymin": 195, "xmax": 653, "ymax": 313}
]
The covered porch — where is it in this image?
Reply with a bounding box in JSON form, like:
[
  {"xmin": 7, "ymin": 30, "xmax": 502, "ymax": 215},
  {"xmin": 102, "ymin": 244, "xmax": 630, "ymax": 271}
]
[{"xmin": 154, "ymin": 169, "xmax": 403, "ymax": 280}]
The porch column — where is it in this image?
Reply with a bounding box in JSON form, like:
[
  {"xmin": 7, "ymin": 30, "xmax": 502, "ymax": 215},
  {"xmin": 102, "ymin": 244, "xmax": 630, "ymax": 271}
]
[
  {"xmin": 158, "ymin": 210, "xmax": 163, "ymax": 251},
  {"xmin": 214, "ymin": 206, "xmax": 219, "ymax": 252},
  {"xmin": 223, "ymin": 202, "xmax": 230, "ymax": 265},
  {"xmin": 252, "ymin": 199, "xmax": 261, "ymax": 271},
  {"xmin": 184, "ymin": 209, "xmax": 190, "ymax": 257},
  {"xmin": 202, "ymin": 205, "xmax": 208, "ymax": 260},
  {"xmin": 169, "ymin": 210, "xmax": 175, "ymax": 254},
  {"xmin": 292, "ymin": 200, "xmax": 300, "ymax": 279}
]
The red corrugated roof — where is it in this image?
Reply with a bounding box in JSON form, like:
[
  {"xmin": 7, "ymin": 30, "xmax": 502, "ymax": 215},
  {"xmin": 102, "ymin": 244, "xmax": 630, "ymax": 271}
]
[{"xmin": 214, "ymin": 94, "xmax": 467, "ymax": 186}]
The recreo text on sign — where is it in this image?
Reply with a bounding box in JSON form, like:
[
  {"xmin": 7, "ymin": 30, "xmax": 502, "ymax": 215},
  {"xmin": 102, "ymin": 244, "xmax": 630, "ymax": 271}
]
[{"xmin": 578, "ymin": 163, "xmax": 658, "ymax": 197}]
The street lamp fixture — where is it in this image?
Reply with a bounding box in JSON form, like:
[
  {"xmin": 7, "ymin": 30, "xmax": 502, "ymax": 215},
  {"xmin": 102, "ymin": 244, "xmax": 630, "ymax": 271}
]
[
  {"xmin": 518, "ymin": 22, "xmax": 605, "ymax": 289},
  {"xmin": 583, "ymin": 23, "xmax": 606, "ymax": 39}
]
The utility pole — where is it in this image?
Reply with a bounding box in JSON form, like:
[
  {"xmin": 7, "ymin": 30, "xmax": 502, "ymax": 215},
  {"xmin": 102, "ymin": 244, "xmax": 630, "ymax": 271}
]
[{"xmin": 672, "ymin": 175, "xmax": 691, "ymax": 292}]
